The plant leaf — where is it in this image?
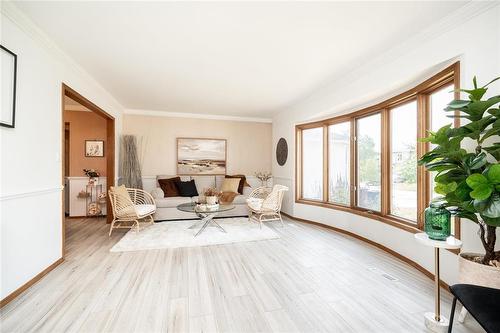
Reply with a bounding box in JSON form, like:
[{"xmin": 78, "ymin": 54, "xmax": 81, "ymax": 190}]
[
  {"xmin": 480, "ymin": 126, "xmax": 500, "ymax": 144},
  {"xmin": 479, "ymin": 193, "xmax": 500, "ymax": 219},
  {"xmin": 487, "ymin": 108, "xmax": 500, "ymax": 117},
  {"xmin": 487, "ymin": 164, "xmax": 500, "ymax": 183},
  {"xmin": 456, "ymin": 211, "xmax": 479, "ymax": 223},
  {"xmin": 482, "ymin": 216, "xmax": 500, "ymax": 227},
  {"xmin": 454, "ymin": 181, "xmax": 472, "ymax": 201},
  {"xmin": 466, "ymin": 173, "xmax": 489, "ymax": 189},
  {"xmin": 484, "ymin": 143, "xmax": 500, "ymax": 161},
  {"xmin": 447, "ymin": 100, "xmax": 470, "ymax": 109},
  {"xmin": 482, "ymin": 76, "xmax": 500, "ymax": 88},
  {"xmin": 469, "ymin": 152, "xmax": 488, "ymax": 170},
  {"xmin": 466, "ymin": 96, "xmax": 500, "ymax": 120},
  {"xmin": 434, "ymin": 182, "xmax": 457, "ymax": 195},
  {"xmin": 470, "ymin": 184, "xmax": 493, "ymax": 200}
]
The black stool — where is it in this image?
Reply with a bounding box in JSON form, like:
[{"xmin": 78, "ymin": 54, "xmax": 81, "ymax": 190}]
[{"xmin": 448, "ymin": 284, "xmax": 500, "ymax": 333}]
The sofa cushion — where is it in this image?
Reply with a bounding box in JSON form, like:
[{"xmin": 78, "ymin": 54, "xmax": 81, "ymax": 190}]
[
  {"xmin": 225, "ymin": 175, "xmax": 249, "ymax": 194},
  {"xmin": 135, "ymin": 204, "xmax": 156, "ymax": 216},
  {"xmin": 157, "ymin": 175, "xmax": 189, "ymax": 185},
  {"xmin": 111, "ymin": 185, "xmax": 133, "ymax": 206},
  {"xmin": 219, "ymin": 191, "xmax": 239, "ymax": 204},
  {"xmin": 151, "ymin": 187, "xmax": 164, "ymax": 199},
  {"xmin": 175, "ymin": 179, "xmax": 199, "ymax": 197},
  {"xmin": 247, "ymin": 198, "xmax": 264, "ymax": 211},
  {"xmin": 155, "ymin": 196, "xmax": 196, "ymax": 208},
  {"xmin": 158, "ymin": 177, "xmax": 180, "ymax": 197},
  {"xmin": 232, "ymin": 194, "xmax": 249, "ymax": 205},
  {"xmin": 220, "ymin": 178, "xmax": 240, "ymax": 193}
]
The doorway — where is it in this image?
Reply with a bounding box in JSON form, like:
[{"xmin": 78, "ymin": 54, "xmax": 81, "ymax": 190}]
[{"xmin": 61, "ymin": 84, "xmax": 115, "ymax": 257}]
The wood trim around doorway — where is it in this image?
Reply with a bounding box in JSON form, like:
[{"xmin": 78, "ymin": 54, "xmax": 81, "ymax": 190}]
[
  {"xmin": 1, "ymin": 86, "xmax": 116, "ymax": 309},
  {"xmin": 61, "ymin": 84, "xmax": 116, "ymax": 256}
]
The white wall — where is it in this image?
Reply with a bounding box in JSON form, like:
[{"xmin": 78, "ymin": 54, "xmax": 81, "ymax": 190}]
[
  {"xmin": 273, "ymin": 3, "xmax": 500, "ymax": 285},
  {"xmin": 122, "ymin": 114, "xmax": 272, "ymax": 177},
  {"xmin": 0, "ymin": 4, "xmax": 124, "ymax": 300}
]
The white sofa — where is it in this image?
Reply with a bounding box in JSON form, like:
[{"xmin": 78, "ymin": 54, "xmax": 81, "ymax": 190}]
[{"xmin": 150, "ymin": 175, "xmax": 253, "ymax": 221}]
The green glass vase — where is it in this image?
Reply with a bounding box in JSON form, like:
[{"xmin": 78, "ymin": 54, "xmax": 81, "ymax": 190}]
[{"xmin": 424, "ymin": 202, "xmax": 451, "ymax": 240}]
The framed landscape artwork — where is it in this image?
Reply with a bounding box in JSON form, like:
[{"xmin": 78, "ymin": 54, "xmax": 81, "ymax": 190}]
[
  {"xmin": 177, "ymin": 138, "xmax": 226, "ymax": 175},
  {"xmin": 85, "ymin": 140, "xmax": 104, "ymax": 157}
]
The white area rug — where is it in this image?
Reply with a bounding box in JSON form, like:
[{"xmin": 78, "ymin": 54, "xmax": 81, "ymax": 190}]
[{"xmin": 110, "ymin": 217, "xmax": 280, "ymax": 252}]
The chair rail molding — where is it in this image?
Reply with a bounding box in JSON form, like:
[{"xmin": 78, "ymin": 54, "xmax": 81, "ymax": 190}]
[{"xmin": 0, "ymin": 186, "xmax": 63, "ymax": 201}]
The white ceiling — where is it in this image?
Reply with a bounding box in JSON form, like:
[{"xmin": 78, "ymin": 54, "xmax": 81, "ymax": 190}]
[{"xmin": 15, "ymin": 1, "xmax": 468, "ymax": 119}]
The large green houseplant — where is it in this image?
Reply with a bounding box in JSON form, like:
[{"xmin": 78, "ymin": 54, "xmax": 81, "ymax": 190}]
[{"xmin": 419, "ymin": 76, "xmax": 500, "ymax": 266}]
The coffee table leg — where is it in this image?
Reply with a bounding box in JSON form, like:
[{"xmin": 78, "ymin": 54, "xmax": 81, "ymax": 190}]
[
  {"xmin": 194, "ymin": 213, "xmax": 228, "ymax": 237},
  {"xmin": 188, "ymin": 214, "xmax": 209, "ymax": 229},
  {"xmin": 194, "ymin": 218, "xmax": 211, "ymax": 237},
  {"xmin": 211, "ymin": 219, "xmax": 227, "ymax": 233}
]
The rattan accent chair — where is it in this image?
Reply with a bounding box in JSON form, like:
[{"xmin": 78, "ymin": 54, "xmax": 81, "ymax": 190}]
[
  {"xmin": 247, "ymin": 184, "xmax": 288, "ymax": 228},
  {"xmin": 108, "ymin": 186, "xmax": 156, "ymax": 236}
]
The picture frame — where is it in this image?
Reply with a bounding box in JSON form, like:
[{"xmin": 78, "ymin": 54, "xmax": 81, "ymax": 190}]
[
  {"xmin": 85, "ymin": 140, "xmax": 105, "ymax": 157},
  {"xmin": 1, "ymin": 45, "xmax": 17, "ymax": 128},
  {"xmin": 177, "ymin": 137, "xmax": 227, "ymax": 175}
]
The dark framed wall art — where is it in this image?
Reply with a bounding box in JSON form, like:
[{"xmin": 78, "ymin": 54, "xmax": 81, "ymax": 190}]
[
  {"xmin": 85, "ymin": 140, "xmax": 105, "ymax": 157},
  {"xmin": 1, "ymin": 45, "xmax": 17, "ymax": 128}
]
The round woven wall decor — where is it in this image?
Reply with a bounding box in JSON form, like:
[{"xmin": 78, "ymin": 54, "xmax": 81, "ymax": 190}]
[{"xmin": 276, "ymin": 138, "xmax": 288, "ymax": 166}]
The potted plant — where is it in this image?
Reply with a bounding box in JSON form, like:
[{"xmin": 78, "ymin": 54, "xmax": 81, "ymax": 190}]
[
  {"xmin": 418, "ymin": 76, "xmax": 500, "ymax": 288},
  {"xmin": 255, "ymin": 171, "xmax": 272, "ymax": 187},
  {"xmin": 203, "ymin": 187, "xmax": 220, "ymax": 205},
  {"xmin": 83, "ymin": 168, "xmax": 100, "ymax": 185}
]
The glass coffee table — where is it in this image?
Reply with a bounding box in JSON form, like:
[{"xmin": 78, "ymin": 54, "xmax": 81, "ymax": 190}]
[{"xmin": 177, "ymin": 202, "xmax": 235, "ymax": 237}]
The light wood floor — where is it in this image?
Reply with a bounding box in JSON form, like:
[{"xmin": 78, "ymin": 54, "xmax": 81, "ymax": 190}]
[{"xmin": 1, "ymin": 217, "xmax": 483, "ymax": 332}]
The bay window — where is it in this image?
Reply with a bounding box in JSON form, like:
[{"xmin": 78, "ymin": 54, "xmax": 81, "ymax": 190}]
[{"xmin": 296, "ymin": 62, "xmax": 460, "ymax": 235}]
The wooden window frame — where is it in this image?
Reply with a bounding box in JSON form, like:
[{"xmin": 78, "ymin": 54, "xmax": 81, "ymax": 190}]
[
  {"xmin": 298, "ymin": 126, "xmax": 325, "ymax": 202},
  {"xmin": 386, "ymin": 98, "xmax": 418, "ymax": 223},
  {"xmin": 326, "ymin": 120, "xmax": 352, "ymax": 207},
  {"xmin": 295, "ymin": 62, "xmax": 460, "ymax": 237},
  {"xmin": 354, "ymin": 111, "xmax": 383, "ymax": 214}
]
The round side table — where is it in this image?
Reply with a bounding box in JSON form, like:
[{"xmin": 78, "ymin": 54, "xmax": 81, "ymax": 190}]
[{"xmin": 414, "ymin": 233, "xmax": 463, "ymax": 333}]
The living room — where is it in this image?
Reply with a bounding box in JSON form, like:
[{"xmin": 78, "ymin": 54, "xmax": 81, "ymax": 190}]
[{"xmin": 1, "ymin": 1, "xmax": 499, "ymax": 332}]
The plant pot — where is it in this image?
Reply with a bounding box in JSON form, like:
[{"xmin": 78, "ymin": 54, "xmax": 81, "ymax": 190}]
[
  {"xmin": 206, "ymin": 196, "xmax": 217, "ymax": 205},
  {"xmin": 459, "ymin": 252, "xmax": 500, "ymax": 289}
]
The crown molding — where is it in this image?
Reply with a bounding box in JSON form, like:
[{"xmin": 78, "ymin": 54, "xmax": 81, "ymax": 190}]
[
  {"xmin": 124, "ymin": 108, "xmax": 273, "ymax": 123},
  {"xmin": 275, "ymin": 1, "xmax": 499, "ymax": 117},
  {"xmin": 1, "ymin": 2, "xmax": 125, "ymax": 113}
]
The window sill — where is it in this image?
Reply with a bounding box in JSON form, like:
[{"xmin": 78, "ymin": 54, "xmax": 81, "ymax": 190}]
[{"xmin": 296, "ymin": 198, "xmax": 420, "ymax": 234}]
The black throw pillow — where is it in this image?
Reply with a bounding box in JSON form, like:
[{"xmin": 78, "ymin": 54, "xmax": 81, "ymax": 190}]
[{"xmin": 175, "ymin": 179, "xmax": 199, "ymax": 197}]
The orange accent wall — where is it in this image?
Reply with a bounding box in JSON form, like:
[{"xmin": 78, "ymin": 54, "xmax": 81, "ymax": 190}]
[{"xmin": 64, "ymin": 110, "xmax": 107, "ymax": 176}]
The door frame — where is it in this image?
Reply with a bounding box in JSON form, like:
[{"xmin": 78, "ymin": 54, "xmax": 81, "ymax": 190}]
[{"xmin": 61, "ymin": 83, "xmax": 115, "ymax": 256}]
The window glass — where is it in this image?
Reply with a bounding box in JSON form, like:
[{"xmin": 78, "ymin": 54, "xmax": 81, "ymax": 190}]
[
  {"xmin": 390, "ymin": 101, "xmax": 417, "ymax": 221},
  {"xmin": 302, "ymin": 127, "xmax": 323, "ymax": 200},
  {"xmin": 356, "ymin": 114, "xmax": 381, "ymax": 211},
  {"xmin": 328, "ymin": 122, "xmax": 350, "ymax": 205}
]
